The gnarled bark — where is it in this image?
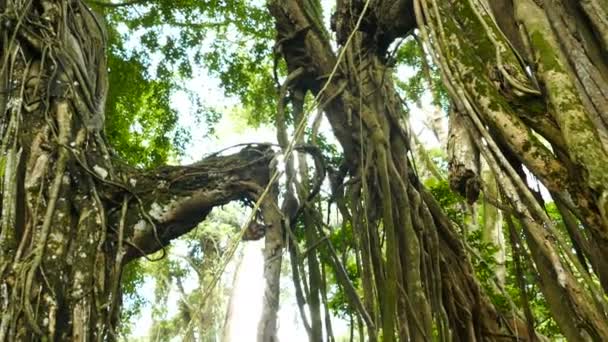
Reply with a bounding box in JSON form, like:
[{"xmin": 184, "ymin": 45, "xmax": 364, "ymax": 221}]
[
  {"xmin": 269, "ymin": 0, "xmax": 532, "ymax": 340},
  {"xmin": 0, "ymin": 2, "xmax": 277, "ymax": 340},
  {"xmin": 415, "ymin": 0, "xmax": 608, "ymax": 338}
]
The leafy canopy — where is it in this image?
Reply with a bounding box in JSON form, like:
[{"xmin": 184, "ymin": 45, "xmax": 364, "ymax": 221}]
[{"xmin": 97, "ymin": 0, "xmax": 276, "ymax": 168}]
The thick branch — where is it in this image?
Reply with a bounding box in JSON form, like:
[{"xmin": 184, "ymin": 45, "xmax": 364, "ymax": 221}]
[{"xmin": 120, "ymin": 145, "xmax": 275, "ymax": 262}]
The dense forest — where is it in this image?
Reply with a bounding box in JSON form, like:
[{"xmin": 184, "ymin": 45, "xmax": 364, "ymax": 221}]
[{"xmin": 1, "ymin": 0, "xmax": 608, "ymax": 340}]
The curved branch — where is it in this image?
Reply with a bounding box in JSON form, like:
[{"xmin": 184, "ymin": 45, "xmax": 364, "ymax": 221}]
[{"xmin": 120, "ymin": 145, "xmax": 275, "ymax": 262}]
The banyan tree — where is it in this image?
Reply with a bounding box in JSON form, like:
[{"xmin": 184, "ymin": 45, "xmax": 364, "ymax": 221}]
[{"xmin": 1, "ymin": 0, "xmax": 607, "ymax": 341}]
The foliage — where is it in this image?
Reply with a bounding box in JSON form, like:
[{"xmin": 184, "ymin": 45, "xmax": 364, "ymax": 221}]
[
  {"xmin": 105, "ymin": 0, "xmax": 277, "ymax": 124},
  {"xmin": 131, "ymin": 206, "xmax": 244, "ymax": 340},
  {"xmin": 325, "ymin": 220, "xmax": 360, "ymax": 317},
  {"xmin": 503, "ymin": 250, "xmax": 562, "ymax": 338},
  {"xmin": 103, "ymin": 13, "xmax": 188, "ymax": 168},
  {"xmin": 118, "ymin": 261, "xmax": 147, "ymax": 336},
  {"xmin": 425, "ymin": 178, "xmax": 465, "ymax": 226},
  {"xmin": 94, "ymin": 0, "xmax": 279, "ymax": 170},
  {"xmin": 105, "ymin": 52, "xmax": 187, "ymax": 167},
  {"xmin": 394, "ymin": 37, "xmax": 449, "ymax": 111}
]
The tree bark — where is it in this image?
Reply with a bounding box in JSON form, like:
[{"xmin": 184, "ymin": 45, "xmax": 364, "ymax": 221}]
[
  {"xmin": 447, "ymin": 108, "xmax": 480, "ymax": 204},
  {"xmin": 0, "ymin": 2, "xmax": 278, "ymax": 340},
  {"xmin": 414, "ymin": 0, "xmax": 608, "ymax": 338},
  {"xmin": 256, "ymin": 196, "xmax": 284, "ymax": 342},
  {"xmin": 3, "ymin": 0, "xmax": 608, "ymax": 340},
  {"xmin": 268, "ymin": 0, "xmax": 532, "ymax": 340},
  {"xmin": 481, "ymin": 166, "xmax": 506, "ymax": 287}
]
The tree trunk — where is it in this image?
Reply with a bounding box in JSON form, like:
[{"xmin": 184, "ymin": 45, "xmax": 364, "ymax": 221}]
[
  {"xmin": 268, "ymin": 0, "xmax": 533, "ymax": 340},
  {"xmin": 257, "ymin": 196, "xmax": 284, "ymax": 342},
  {"xmin": 222, "ymin": 248, "xmax": 245, "ymax": 342},
  {"xmin": 481, "ymin": 166, "xmax": 506, "ymax": 287},
  {"xmin": 4, "ymin": 0, "xmax": 608, "ymax": 340},
  {"xmin": 448, "ymin": 108, "xmax": 480, "ymax": 205},
  {"xmin": 0, "ymin": 2, "xmax": 277, "ymax": 340},
  {"xmin": 415, "ymin": 0, "xmax": 608, "ymax": 339}
]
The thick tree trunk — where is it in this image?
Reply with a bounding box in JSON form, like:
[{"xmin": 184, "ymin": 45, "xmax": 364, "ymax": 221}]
[
  {"xmin": 268, "ymin": 0, "xmax": 532, "ymax": 340},
  {"xmin": 414, "ymin": 0, "xmax": 608, "ymax": 339},
  {"xmin": 0, "ymin": 2, "xmax": 278, "ymax": 340},
  {"xmin": 4, "ymin": 0, "xmax": 607, "ymax": 340}
]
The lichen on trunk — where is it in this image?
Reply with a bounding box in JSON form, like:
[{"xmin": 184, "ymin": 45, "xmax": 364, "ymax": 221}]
[
  {"xmin": 269, "ymin": 0, "xmax": 535, "ymax": 340},
  {"xmin": 0, "ymin": 1, "xmax": 280, "ymax": 340},
  {"xmin": 415, "ymin": 0, "xmax": 608, "ymax": 338}
]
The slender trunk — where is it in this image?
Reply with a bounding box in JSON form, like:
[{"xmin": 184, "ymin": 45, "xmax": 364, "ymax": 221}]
[
  {"xmin": 256, "ymin": 197, "xmax": 284, "ymax": 342},
  {"xmin": 222, "ymin": 248, "xmax": 245, "ymax": 342},
  {"xmin": 481, "ymin": 166, "xmax": 505, "ymax": 287}
]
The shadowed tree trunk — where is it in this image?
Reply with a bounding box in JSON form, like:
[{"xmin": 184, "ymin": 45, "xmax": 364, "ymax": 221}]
[
  {"xmin": 269, "ymin": 1, "xmax": 519, "ymax": 341},
  {"xmin": 269, "ymin": 0, "xmax": 608, "ymax": 340},
  {"xmin": 0, "ymin": 1, "xmax": 279, "ymax": 340}
]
